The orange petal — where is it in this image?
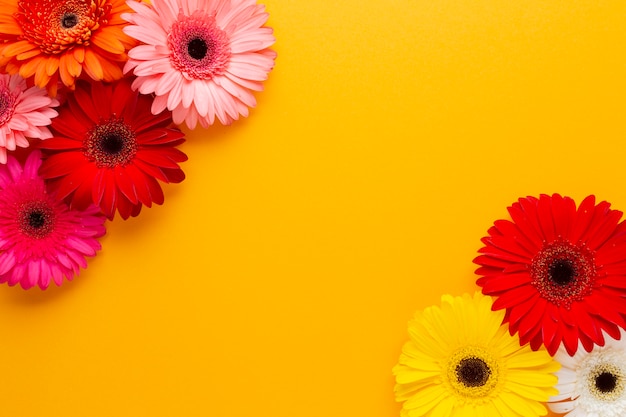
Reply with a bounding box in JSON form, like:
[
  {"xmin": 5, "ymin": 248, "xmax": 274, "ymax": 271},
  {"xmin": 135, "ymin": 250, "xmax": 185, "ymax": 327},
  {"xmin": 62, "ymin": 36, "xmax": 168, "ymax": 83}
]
[
  {"xmin": 2, "ymin": 40, "xmax": 36, "ymax": 58},
  {"xmin": 58, "ymin": 54, "xmax": 76, "ymax": 88},
  {"xmin": 91, "ymin": 30, "xmax": 125, "ymax": 54},
  {"xmin": 83, "ymin": 48, "xmax": 104, "ymax": 80},
  {"xmin": 47, "ymin": 73, "xmax": 59, "ymax": 97},
  {"xmin": 73, "ymin": 47, "xmax": 85, "ymax": 64},
  {"xmin": 68, "ymin": 52, "xmax": 82, "ymax": 77},
  {"xmin": 45, "ymin": 56, "xmax": 59, "ymax": 76},
  {"xmin": 34, "ymin": 61, "xmax": 52, "ymax": 87},
  {"xmin": 99, "ymin": 56, "xmax": 123, "ymax": 81},
  {"xmin": 0, "ymin": 23, "xmax": 22, "ymax": 35},
  {"xmin": 18, "ymin": 56, "xmax": 44, "ymax": 80},
  {"xmin": 17, "ymin": 48, "xmax": 41, "ymax": 61}
]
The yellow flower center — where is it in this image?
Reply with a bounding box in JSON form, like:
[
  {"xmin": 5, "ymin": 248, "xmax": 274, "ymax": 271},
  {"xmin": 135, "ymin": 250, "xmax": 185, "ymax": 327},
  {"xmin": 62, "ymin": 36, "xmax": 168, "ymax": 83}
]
[{"xmin": 446, "ymin": 346, "xmax": 501, "ymax": 401}]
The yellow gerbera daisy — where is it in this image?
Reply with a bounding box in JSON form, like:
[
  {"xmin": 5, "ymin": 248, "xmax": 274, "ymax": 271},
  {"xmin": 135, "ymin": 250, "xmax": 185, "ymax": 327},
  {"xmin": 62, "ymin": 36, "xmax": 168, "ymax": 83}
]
[
  {"xmin": 0, "ymin": 0, "xmax": 136, "ymax": 95},
  {"xmin": 393, "ymin": 292, "xmax": 560, "ymax": 417}
]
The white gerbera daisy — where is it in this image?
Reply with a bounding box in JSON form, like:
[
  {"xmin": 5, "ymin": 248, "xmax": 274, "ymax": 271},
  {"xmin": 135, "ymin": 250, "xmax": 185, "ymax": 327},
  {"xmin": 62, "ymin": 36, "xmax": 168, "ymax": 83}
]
[{"xmin": 548, "ymin": 331, "xmax": 626, "ymax": 417}]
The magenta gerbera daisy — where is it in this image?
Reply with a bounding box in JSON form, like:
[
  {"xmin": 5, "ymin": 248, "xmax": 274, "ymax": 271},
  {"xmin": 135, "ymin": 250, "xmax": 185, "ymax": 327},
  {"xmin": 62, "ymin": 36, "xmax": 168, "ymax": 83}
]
[
  {"xmin": 0, "ymin": 150, "xmax": 106, "ymax": 290},
  {"xmin": 0, "ymin": 73, "xmax": 59, "ymax": 164},
  {"xmin": 122, "ymin": 0, "xmax": 277, "ymax": 128},
  {"xmin": 38, "ymin": 77, "xmax": 187, "ymax": 220},
  {"xmin": 474, "ymin": 194, "xmax": 626, "ymax": 356}
]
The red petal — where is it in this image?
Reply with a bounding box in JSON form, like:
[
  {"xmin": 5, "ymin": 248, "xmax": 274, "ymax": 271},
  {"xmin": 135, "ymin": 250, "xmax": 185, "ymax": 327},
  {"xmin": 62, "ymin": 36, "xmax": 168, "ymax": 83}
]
[
  {"xmin": 570, "ymin": 195, "xmax": 596, "ymax": 244},
  {"xmin": 132, "ymin": 158, "xmax": 169, "ymax": 182},
  {"xmin": 537, "ymin": 194, "xmax": 557, "ymax": 242},
  {"xmin": 586, "ymin": 209, "xmax": 622, "ymax": 249},
  {"xmin": 114, "ymin": 166, "xmax": 139, "ymax": 205},
  {"xmin": 161, "ymin": 167, "xmax": 185, "ymax": 184},
  {"xmin": 37, "ymin": 137, "xmax": 82, "ymax": 151},
  {"xmin": 96, "ymin": 170, "xmax": 117, "ymax": 220},
  {"xmin": 552, "ymin": 194, "xmax": 576, "ymax": 238},
  {"xmin": 145, "ymin": 175, "xmax": 164, "ymax": 205},
  {"xmin": 39, "ymin": 152, "xmax": 87, "ymax": 178},
  {"xmin": 135, "ymin": 149, "xmax": 183, "ymax": 169},
  {"xmin": 479, "ymin": 273, "xmax": 531, "ymax": 294},
  {"xmin": 111, "ymin": 78, "xmax": 135, "ymax": 117},
  {"xmin": 72, "ymin": 83, "xmax": 100, "ymax": 123}
]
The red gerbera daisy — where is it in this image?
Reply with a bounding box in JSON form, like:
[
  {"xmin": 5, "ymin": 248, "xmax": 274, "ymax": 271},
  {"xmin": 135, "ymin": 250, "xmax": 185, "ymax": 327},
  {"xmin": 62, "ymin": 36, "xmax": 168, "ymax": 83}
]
[
  {"xmin": 474, "ymin": 194, "xmax": 626, "ymax": 356},
  {"xmin": 38, "ymin": 78, "xmax": 187, "ymax": 220}
]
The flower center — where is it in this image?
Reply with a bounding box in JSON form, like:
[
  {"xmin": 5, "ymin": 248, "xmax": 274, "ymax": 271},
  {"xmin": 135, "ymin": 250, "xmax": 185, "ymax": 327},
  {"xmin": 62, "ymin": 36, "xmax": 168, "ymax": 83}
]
[
  {"xmin": 61, "ymin": 12, "xmax": 79, "ymax": 29},
  {"xmin": 16, "ymin": 0, "xmax": 108, "ymax": 54},
  {"xmin": 0, "ymin": 87, "xmax": 17, "ymax": 126},
  {"xmin": 19, "ymin": 200, "xmax": 55, "ymax": 239},
  {"xmin": 84, "ymin": 118, "xmax": 137, "ymax": 168},
  {"xmin": 588, "ymin": 364, "xmax": 624, "ymax": 401},
  {"xmin": 456, "ymin": 357, "xmax": 491, "ymax": 388},
  {"xmin": 596, "ymin": 372, "xmax": 618, "ymax": 393},
  {"xmin": 187, "ymin": 37, "xmax": 209, "ymax": 60},
  {"xmin": 549, "ymin": 259, "xmax": 575, "ymax": 285},
  {"xmin": 446, "ymin": 346, "xmax": 500, "ymax": 400},
  {"xmin": 168, "ymin": 11, "xmax": 231, "ymax": 80},
  {"xmin": 530, "ymin": 239, "xmax": 596, "ymax": 308}
]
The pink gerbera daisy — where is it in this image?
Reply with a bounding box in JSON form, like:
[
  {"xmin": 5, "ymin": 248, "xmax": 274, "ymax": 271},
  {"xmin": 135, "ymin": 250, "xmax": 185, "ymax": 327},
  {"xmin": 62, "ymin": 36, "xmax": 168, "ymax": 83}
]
[
  {"xmin": 0, "ymin": 150, "xmax": 106, "ymax": 290},
  {"xmin": 122, "ymin": 0, "xmax": 277, "ymax": 128},
  {"xmin": 0, "ymin": 73, "xmax": 59, "ymax": 164}
]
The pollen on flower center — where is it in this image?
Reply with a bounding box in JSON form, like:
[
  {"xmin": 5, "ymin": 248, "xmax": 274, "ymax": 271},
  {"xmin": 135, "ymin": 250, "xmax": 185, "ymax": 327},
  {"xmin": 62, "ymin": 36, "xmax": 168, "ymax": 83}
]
[
  {"xmin": 84, "ymin": 118, "xmax": 137, "ymax": 168},
  {"xmin": 19, "ymin": 200, "xmax": 55, "ymax": 239},
  {"xmin": 530, "ymin": 239, "xmax": 597, "ymax": 308}
]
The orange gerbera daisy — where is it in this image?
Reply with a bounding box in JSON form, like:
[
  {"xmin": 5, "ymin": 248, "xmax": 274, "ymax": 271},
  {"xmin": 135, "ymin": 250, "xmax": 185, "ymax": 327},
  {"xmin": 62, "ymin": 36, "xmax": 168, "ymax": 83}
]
[{"xmin": 0, "ymin": 0, "xmax": 136, "ymax": 95}]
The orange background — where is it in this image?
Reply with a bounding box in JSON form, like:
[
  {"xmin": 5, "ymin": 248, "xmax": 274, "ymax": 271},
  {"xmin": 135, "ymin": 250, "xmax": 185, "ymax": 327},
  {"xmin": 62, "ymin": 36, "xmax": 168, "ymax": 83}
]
[{"xmin": 1, "ymin": 0, "xmax": 626, "ymax": 416}]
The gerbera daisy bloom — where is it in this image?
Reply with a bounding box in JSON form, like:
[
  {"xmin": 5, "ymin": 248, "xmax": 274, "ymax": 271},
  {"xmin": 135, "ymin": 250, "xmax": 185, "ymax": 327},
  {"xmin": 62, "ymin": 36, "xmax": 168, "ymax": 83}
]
[
  {"xmin": 0, "ymin": 73, "xmax": 59, "ymax": 164},
  {"xmin": 38, "ymin": 77, "xmax": 187, "ymax": 220},
  {"xmin": 548, "ymin": 331, "xmax": 626, "ymax": 417},
  {"xmin": 0, "ymin": 0, "xmax": 136, "ymax": 95},
  {"xmin": 393, "ymin": 292, "xmax": 559, "ymax": 417},
  {"xmin": 474, "ymin": 194, "xmax": 626, "ymax": 356},
  {"xmin": 0, "ymin": 150, "xmax": 106, "ymax": 290},
  {"xmin": 122, "ymin": 0, "xmax": 277, "ymax": 128}
]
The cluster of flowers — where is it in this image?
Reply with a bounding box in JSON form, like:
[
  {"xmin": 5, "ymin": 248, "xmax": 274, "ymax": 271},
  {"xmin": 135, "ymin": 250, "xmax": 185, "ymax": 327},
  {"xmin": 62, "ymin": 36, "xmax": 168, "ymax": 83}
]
[
  {"xmin": 394, "ymin": 194, "xmax": 626, "ymax": 417},
  {"xmin": 0, "ymin": 0, "xmax": 276, "ymax": 290}
]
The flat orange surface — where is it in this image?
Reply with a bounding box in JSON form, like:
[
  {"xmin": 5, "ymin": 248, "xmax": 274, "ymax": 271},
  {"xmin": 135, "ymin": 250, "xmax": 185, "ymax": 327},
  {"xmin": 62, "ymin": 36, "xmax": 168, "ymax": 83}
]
[{"xmin": 1, "ymin": 1, "xmax": 626, "ymax": 416}]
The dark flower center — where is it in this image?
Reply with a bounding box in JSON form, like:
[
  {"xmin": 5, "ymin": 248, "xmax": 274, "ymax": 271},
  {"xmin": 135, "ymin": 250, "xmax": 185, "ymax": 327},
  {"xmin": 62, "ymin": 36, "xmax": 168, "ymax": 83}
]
[
  {"xmin": 19, "ymin": 201, "xmax": 55, "ymax": 239},
  {"xmin": 28, "ymin": 210, "xmax": 46, "ymax": 229},
  {"xmin": 549, "ymin": 259, "xmax": 576, "ymax": 285},
  {"xmin": 100, "ymin": 133, "xmax": 125, "ymax": 155},
  {"xmin": 84, "ymin": 118, "xmax": 137, "ymax": 168},
  {"xmin": 456, "ymin": 357, "xmax": 491, "ymax": 388},
  {"xmin": 596, "ymin": 372, "xmax": 618, "ymax": 393},
  {"xmin": 61, "ymin": 12, "xmax": 79, "ymax": 29},
  {"xmin": 187, "ymin": 37, "xmax": 209, "ymax": 60},
  {"xmin": 530, "ymin": 240, "xmax": 596, "ymax": 308}
]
